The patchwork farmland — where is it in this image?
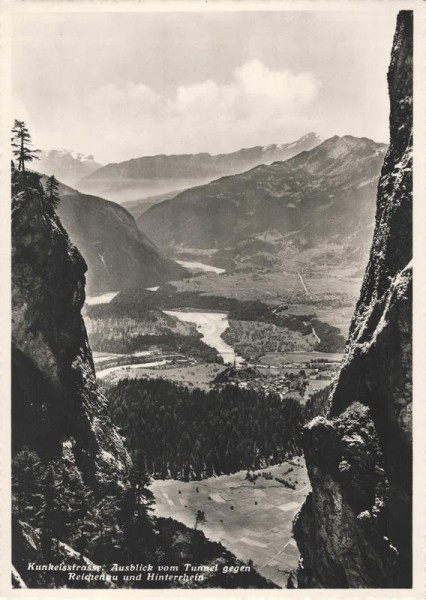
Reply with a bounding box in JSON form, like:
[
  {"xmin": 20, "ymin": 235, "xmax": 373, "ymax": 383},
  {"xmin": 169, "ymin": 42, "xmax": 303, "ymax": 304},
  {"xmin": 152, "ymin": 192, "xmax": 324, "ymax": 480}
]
[{"xmin": 150, "ymin": 459, "xmax": 310, "ymax": 587}]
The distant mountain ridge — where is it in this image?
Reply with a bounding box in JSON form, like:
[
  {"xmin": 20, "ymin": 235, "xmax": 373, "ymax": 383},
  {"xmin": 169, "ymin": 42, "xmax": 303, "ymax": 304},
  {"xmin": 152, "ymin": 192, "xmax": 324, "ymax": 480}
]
[
  {"xmin": 76, "ymin": 133, "xmax": 322, "ymax": 203},
  {"xmin": 38, "ymin": 148, "xmax": 103, "ymax": 186},
  {"xmin": 137, "ymin": 135, "xmax": 387, "ymax": 259}
]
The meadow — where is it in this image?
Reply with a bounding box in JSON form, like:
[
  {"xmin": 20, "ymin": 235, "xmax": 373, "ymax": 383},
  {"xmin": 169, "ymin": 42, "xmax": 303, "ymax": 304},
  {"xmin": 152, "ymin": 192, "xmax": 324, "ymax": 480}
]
[{"xmin": 150, "ymin": 460, "xmax": 310, "ymax": 588}]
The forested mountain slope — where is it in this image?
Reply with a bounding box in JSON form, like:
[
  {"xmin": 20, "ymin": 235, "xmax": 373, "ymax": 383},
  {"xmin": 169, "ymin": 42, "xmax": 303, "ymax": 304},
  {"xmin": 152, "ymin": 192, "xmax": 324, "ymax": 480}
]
[
  {"xmin": 138, "ymin": 135, "xmax": 387, "ymax": 257},
  {"xmin": 53, "ymin": 181, "xmax": 187, "ymax": 295}
]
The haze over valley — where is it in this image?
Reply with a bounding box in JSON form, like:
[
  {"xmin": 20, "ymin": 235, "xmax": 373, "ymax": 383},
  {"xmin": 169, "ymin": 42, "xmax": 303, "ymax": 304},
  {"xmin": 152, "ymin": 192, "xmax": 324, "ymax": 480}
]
[{"xmin": 76, "ymin": 132, "xmax": 322, "ymax": 204}]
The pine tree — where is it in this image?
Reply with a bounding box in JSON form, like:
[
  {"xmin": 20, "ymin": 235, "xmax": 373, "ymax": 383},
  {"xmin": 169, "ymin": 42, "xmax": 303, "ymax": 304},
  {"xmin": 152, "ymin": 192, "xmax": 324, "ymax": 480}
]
[
  {"xmin": 11, "ymin": 120, "xmax": 40, "ymax": 174},
  {"xmin": 131, "ymin": 449, "xmax": 155, "ymax": 515},
  {"xmin": 120, "ymin": 449, "xmax": 155, "ymax": 562},
  {"xmin": 39, "ymin": 465, "xmax": 59, "ymax": 560},
  {"xmin": 12, "ymin": 447, "xmax": 44, "ymax": 523},
  {"xmin": 45, "ymin": 175, "xmax": 60, "ymax": 209},
  {"xmin": 91, "ymin": 492, "xmax": 123, "ymax": 564},
  {"xmin": 194, "ymin": 509, "xmax": 206, "ymax": 530}
]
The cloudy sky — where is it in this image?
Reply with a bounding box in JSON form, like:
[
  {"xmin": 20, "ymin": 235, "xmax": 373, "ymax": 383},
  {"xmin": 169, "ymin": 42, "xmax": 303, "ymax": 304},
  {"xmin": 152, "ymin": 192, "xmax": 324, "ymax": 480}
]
[{"xmin": 13, "ymin": 10, "xmax": 398, "ymax": 164}]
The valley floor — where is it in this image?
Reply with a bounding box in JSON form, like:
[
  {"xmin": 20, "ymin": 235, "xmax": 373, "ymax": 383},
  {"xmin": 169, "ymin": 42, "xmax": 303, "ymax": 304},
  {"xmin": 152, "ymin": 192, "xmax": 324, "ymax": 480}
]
[
  {"xmin": 96, "ymin": 357, "xmax": 226, "ymax": 390},
  {"xmin": 150, "ymin": 459, "xmax": 310, "ymax": 588}
]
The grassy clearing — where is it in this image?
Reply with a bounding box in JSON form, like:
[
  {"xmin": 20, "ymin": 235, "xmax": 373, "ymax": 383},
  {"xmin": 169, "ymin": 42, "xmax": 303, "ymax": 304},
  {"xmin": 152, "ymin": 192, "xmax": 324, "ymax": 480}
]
[
  {"xmin": 98, "ymin": 362, "xmax": 226, "ymax": 390},
  {"xmin": 150, "ymin": 459, "xmax": 309, "ymax": 588},
  {"xmin": 258, "ymin": 351, "xmax": 344, "ymax": 366}
]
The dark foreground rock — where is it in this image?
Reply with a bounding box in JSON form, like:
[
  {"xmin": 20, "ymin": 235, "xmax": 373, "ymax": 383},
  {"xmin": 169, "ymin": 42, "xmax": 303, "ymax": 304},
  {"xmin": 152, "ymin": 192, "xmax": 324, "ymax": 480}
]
[
  {"xmin": 293, "ymin": 11, "xmax": 412, "ymax": 588},
  {"xmin": 12, "ymin": 176, "xmax": 131, "ymax": 485},
  {"xmin": 11, "ymin": 173, "xmax": 275, "ymax": 590}
]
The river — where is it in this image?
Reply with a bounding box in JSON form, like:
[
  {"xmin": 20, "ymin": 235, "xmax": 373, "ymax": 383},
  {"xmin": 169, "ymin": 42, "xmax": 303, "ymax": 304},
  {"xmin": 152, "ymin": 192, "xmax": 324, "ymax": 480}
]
[
  {"xmin": 96, "ymin": 359, "xmax": 168, "ymax": 378},
  {"xmin": 163, "ymin": 310, "xmax": 243, "ymax": 365},
  {"xmin": 175, "ymin": 260, "xmax": 225, "ymax": 274},
  {"xmin": 85, "ymin": 291, "xmax": 119, "ymax": 305}
]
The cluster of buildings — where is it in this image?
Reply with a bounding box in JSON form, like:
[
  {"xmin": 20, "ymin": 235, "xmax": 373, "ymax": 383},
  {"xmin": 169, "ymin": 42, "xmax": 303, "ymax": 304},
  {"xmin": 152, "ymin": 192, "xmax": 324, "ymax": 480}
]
[{"xmin": 216, "ymin": 360, "xmax": 340, "ymax": 402}]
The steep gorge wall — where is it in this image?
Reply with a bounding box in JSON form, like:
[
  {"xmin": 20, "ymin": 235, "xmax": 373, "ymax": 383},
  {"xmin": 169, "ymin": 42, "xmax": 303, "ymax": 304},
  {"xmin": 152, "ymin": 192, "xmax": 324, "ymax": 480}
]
[
  {"xmin": 12, "ymin": 177, "xmax": 130, "ymax": 485},
  {"xmin": 294, "ymin": 11, "xmax": 412, "ymax": 588}
]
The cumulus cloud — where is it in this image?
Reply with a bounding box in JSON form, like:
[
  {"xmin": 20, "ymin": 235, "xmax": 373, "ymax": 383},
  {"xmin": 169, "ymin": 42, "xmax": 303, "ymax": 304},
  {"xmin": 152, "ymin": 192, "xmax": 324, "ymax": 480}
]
[
  {"xmin": 235, "ymin": 60, "xmax": 318, "ymax": 104},
  {"xmin": 72, "ymin": 60, "xmax": 320, "ymax": 161}
]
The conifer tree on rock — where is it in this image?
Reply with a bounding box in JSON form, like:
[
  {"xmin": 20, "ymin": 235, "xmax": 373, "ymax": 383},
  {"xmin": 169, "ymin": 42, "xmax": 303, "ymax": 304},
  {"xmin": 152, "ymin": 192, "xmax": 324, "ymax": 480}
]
[
  {"xmin": 11, "ymin": 120, "xmax": 40, "ymax": 174},
  {"xmin": 45, "ymin": 175, "xmax": 60, "ymax": 209}
]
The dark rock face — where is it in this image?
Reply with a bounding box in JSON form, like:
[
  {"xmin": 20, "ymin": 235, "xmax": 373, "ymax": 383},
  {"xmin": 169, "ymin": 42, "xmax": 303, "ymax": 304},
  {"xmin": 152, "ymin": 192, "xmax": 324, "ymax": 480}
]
[
  {"xmin": 12, "ymin": 181, "xmax": 130, "ymax": 485},
  {"xmin": 294, "ymin": 11, "xmax": 412, "ymax": 588}
]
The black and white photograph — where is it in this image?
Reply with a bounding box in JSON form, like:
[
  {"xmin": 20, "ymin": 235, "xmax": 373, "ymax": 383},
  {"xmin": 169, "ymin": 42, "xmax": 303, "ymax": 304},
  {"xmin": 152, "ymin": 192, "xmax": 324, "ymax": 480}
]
[{"xmin": 3, "ymin": 1, "xmax": 424, "ymax": 593}]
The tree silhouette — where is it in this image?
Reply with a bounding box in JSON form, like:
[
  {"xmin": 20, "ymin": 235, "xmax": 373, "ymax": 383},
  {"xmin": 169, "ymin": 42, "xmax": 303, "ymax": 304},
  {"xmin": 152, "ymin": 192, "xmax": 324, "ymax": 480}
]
[
  {"xmin": 194, "ymin": 509, "xmax": 206, "ymax": 530},
  {"xmin": 39, "ymin": 465, "xmax": 58, "ymax": 560},
  {"xmin": 11, "ymin": 447, "xmax": 43, "ymax": 522},
  {"xmin": 120, "ymin": 449, "xmax": 155, "ymax": 562},
  {"xmin": 45, "ymin": 175, "xmax": 60, "ymax": 209},
  {"xmin": 11, "ymin": 120, "xmax": 40, "ymax": 174}
]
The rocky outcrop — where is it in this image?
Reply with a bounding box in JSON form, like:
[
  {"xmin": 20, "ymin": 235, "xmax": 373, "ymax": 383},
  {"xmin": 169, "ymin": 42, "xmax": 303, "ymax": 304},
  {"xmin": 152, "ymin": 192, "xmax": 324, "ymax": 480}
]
[
  {"xmin": 11, "ymin": 515, "xmax": 113, "ymax": 589},
  {"xmin": 294, "ymin": 11, "xmax": 412, "ymax": 588},
  {"xmin": 12, "ymin": 176, "xmax": 131, "ymax": 485}
]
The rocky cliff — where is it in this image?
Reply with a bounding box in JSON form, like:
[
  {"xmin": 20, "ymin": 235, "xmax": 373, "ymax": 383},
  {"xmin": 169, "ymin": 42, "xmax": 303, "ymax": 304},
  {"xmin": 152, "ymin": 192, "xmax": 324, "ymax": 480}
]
[
  {"xmin": 12, "ymin": 174, "xmax": 131, "ymax": 485},
  {"xmin": 293, "ymin": 11, "xmax": 412, "ymax": 588}
]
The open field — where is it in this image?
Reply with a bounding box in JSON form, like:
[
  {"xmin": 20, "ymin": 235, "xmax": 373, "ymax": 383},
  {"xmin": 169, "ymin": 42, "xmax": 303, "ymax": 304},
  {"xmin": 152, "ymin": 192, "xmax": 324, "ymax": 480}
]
[
  {"xmin": 96, "ymin": 361, "xmax": 226, "ymax": 390},
  {"xmin": 258, "ymin": 351, "xmax": 344, "ymax": 366},
  {"xmin": 172, "ymin": 270, "xmax": 303, "ymax": 301},
  {"xmin": 305, "ymin": 378, "xmax": 334, "ymax": 397},
  {"xmin": 171, "ymin": 266, "xmax": 362, "ymax": 303},
  {"xmin": 150, "ymin": 459, "xmax": 309, "ymax": 588},
  {"xmin": 313, "ymin": 306, "xmax": 354, "ymax": 338}
]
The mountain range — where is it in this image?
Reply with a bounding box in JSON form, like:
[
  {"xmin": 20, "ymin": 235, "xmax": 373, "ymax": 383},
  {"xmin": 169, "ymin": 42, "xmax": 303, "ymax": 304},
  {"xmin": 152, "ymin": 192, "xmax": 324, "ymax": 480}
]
[
  {"xmin": 138, "ymin": 135, "xmax": 387, "ymax": 267},
  {"xmin": 53, "ymin": 181, "xmax": 187, "ymax": 295},
  {"xmin": 76, "ymin": 132, "xmax": 322, "ymax": 204},
  {"xmin": 38, "ymin": 149, "xmax": 103, "ymax": 186}
]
